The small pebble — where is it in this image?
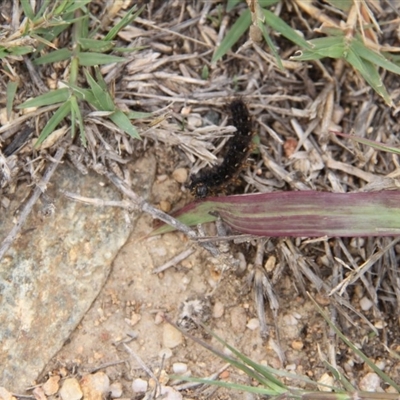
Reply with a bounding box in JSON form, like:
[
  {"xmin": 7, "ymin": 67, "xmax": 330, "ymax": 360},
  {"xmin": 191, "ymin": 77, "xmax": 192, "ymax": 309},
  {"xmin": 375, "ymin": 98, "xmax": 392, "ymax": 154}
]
[
  {"xmin": 359, "ymin": 372, "xmax": 381, "ymax": 392},
  {"xmin": 285, "ymin": 363, "xmax": 296, "ymax": 371},
  {"xmin": 32, "ymin": 387, "xmax": 46, "ymax": 400},
  {"xmin": 132, "ymin": 378, "xmax": 148, "ymax": 393},
  {"xmin": 59, "ymin": 378, "xmax": 83, "ymax": 400},
  {"xmin": 159, "ymin": 370, "xmax": 170, "ymax": 386},
  {"xmin": 187, "ymin": 115, "xmax": 202, "ymax": 128},
  {"xmin": 160, "ymin": 385, "xmax": 183, "ymax": 400},
  {"xmin": 157, "ymin": 174, "xmax": 168, "ymax": 182},
  {"xmin": 154, "ymin": 311, "xmax": 164, "ymax": 325},
  {"xmin": 159, "ymin": 348, "xmax": 173, "ymax": 359},
  {"xmin": 212, "ymin": 301, "xmax": 224, "ymax": 319},
  {"xmin": 181, "ymin": 106, "xmax": 191, "ymax": 115},
  {"xmin": 374, "ymin": 320, "xmax": 385, "ymax": 329},
  {"xmin": 246, "ymin": 318, "xmax": 260, "ymax": 331},
  {"xmin": 219, "ymin": 370, "xmax": 230, "ymax": 379},
  {"xmin": 317, "ymin": 373, "xmax": 333, "ymax": 392},
  {"xmin": 264, "ymin": 255, "xmax": 276, "ymax": 272},
  {"xmin": 283, "ymin": 313, "xmax": 298, "ymax": 326},
  {"xmin": 43, "ymin": 375, "xmax": 60, "ymax": 396},
  {"xmin": 163, "ymin": 324, "xmax": 183, "ymax": 348},
  {"xmin": 172, "ymin": 362, "xmax": 188, "ymax": 374},
  {"xmin": 0, "ymin": 387, "xmax": 13, "ymax": 400},
  {"xmin": 172, "ymin": 168, "xmax": 188, "ymax": 184},
  {"xmin": 359, "ymin": 296, "xmax": 373, "ymax": 311},
  {"xmin": 291, "ymin": 340, "xmax": 304, "ymax": 351},
  {"xmin": 230, "ymin": 306, "xmax": 247, "ymax": 334},
  {"xmin": 80, "ymin": 372, "xmax": 110, "ymax": 400},
  {"xmin": 109, "ymin": 382, "xmax": 122, "ymax": 398},
  {"xmin": 159, "ymin": 200, "xmax": 171, "ymax": 213}
]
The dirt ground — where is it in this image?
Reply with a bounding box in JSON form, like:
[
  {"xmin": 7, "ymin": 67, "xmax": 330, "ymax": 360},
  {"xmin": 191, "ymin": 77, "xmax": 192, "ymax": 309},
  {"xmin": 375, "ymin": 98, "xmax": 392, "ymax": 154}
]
[
  {"xmin": 35, "ymin": 144, "xmax": 400, "ymax": 399},
  {"xmin": 2, "ymin": 0, "xmax": 400, "ymax": 399}
]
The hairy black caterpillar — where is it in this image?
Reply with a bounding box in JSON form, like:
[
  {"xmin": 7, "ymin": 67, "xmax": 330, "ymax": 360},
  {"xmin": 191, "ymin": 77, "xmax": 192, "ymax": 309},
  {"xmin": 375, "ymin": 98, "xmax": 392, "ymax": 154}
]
[{"xmin": 187, "ymin": 99, "xmax": 253, "ymax": 199}]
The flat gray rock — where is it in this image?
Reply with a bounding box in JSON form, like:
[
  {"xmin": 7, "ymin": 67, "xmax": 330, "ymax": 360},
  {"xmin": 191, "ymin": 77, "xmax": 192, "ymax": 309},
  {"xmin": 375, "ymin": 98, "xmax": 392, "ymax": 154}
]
[{"xmin": 0, "ymin": 156, "xmax": 155, "ymax": 391}]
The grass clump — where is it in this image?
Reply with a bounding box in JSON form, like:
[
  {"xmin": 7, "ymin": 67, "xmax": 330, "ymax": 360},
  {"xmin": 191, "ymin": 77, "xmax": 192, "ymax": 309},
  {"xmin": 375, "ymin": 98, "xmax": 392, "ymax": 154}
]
[
  {"xmin": 2, "ymin": 0, "xmax": 146, "ymax": 147},
  {"xmin": 214, "ymin": 0, "xmax": 400, "ymax": 105}
]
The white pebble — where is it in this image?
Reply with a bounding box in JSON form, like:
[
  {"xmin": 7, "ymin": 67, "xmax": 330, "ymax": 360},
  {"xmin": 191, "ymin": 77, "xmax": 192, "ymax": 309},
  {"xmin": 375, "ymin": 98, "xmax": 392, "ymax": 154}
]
[
  {"xmin": 246, "ymin": 318, "xmax": 260, "ymax": 330},
  {"xmin": 172, "ymin": 362, "xmax": 188, "ymax": 374},
  {"xmin": 187, "ymin": 115, "xmax": 202, "ymax": 128},
  {"xmin": 317, "ymin": 373, "xmax": 333, "ymax": 392},
  {"xmin": 132, "ymin": 378, "xmax": 148, "ymax": 393},
  {"xmin": 283, "ymin": 313, "xmax": 299, "ymax": 326},
  {"xmin": 359, "ymin": 296, "xmax": 373, "ymax": 311},
  {"xmin": 163, "ymin": 324, "xmax": 183, "ymax": 348},
  {"xmin": 212, "ymin": 301, "xmax": 224, "ymax": 319},
  {"xmin": 159, "ymin": 348, "xmax": 173, "ymax": 359},
  {"xmin": 172, "ymin": 168, "xmax": 188, "ymax": 184},
  {"xmin": 109, "ymin": 382, "xmax": 122, "ymax": 398},
  {"xmin": 0, "ymin": 387, "xmax": 13, "ymax": 400},
  {"xmin": 80, "ymin": 372, "xmax": 110, "ymax": 400},
  {"xmin": 160, "ymin": 385, "xmax": 183, "ymax": 400},
  {"xmin": 59, "ymin": 378, "xmax": 83, "ymax": 400},
  {"xmin": 359, "ymin": 372, "xmax": 381, "ymax": 392}
]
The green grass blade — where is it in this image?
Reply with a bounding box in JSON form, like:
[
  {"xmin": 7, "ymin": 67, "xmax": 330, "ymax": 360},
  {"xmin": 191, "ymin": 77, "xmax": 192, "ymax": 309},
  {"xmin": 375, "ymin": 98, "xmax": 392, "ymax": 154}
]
[
  {"xmin": 260, "ymin": 0, "xmax": 281, "ymax": 6},
  {"xmin": 70, "ymin": 97, "xmax": 76, "ymax": 140},
  {"xmin": 0, "ymin": 49, "xmax": 7, "ymax": 59},
  {"xmin": 258, "ymin": 21, "xmax": 283, "ymax": 70},
  {"xmin": 35, "ymin": 0, "xmax": 53, "ymax": 19},
  {"xmin": 292, "ymin": 36, "xmax": 345, "ymax": 60},
  {"xmin": 70, "ymin": 95, "xmax": 86, "ymax": 145},
  {"xmin": 171, "ymin": 376, "xmax": 281, "ymax": 396},
  {"xmin": 351, "ymin": 36, "xmax": 400, "ymax": 75},
  {"xmin": 34, "ymin": 23, "xmax": 72, "ymax": 51},
  {"xmin": 65, "ymin": 82, "xmax": 95, "ymax": 103},
  {"xmin": 126, "ymin": 111, "xmax": 152, "ymax": 119},
  {"xmin": 34, "ymin": 48, "xmax": 72, "ymax": 65},
  {"xmin": 20, "ymin": 0, "xmax": 35, "ymax": 19},
  {"xmin": 226, "ymin": 0, "xmax": 241, "ymax": 12},
  {"xmin": 200, "ymin": 324, "xmax": 325, "ymax": 392},
  {"xmin": 78, "ymin": 38, "xmax": 114, "ymax": 52},
  {"xmin": 6, "ymin": 80, "xmax": 19, "ymax": 119},
  {"xmin": 94, "ymin": 67, "xmax": 108, "ymax": 91},
  {"xmin": 345, "ymin": 48, "xmax": 392, "ymax": 105},
  {"xmin": 51, "ymin": 0, "xmax": 70, "ymax": 15},
  {"xmin": 113, "ymin": 45, "xmax": 147, "ymax": 53},
  {"xmin": 325, "ymin": 0, "xmax": 352, "ymax": 12},
  {"xmin": 62, "ymin": 0, "xmax": 91, "ymax": 13},
  {"xmin": 333, "ymin": 131, "xmax": 400, "ymax": 155},
  {"xmin": 35, "ymin": 101, "xmax": 71, "ymax": 147},
  {"xmin": 84, "ymin": 70, "xmax": 114, "ymax": 111},
  {"xmin": 9, "ymin": 46, "xmax": 34, "ymax": 57},
  {"xmin": 105, "ymin": 5, "xmax": 143, "ymax": 41},
  {"xmin": 0, "ymin": 45, "xmax": 33, "ymax": 59},
  {"xmin": 18, "ymin": 88, "xmax": 70, "ymax": 109},
  {"xmin": 212, "ymin": 10, "xmax": 251, "ymax": 63},
  {"xmin": 78, "ymin": 52, "xmax": 126, "ymax": 66},
  {"xmin": 322, "ymin": 361, "xmax": 356, "ymax": 392},
  {"xmin": 262, "ymin": 9, "xmax": 311, "ymax": 49},
  {"xmin": 109, "ymin": 110, "xmax": 141, "ymax": 140}
]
